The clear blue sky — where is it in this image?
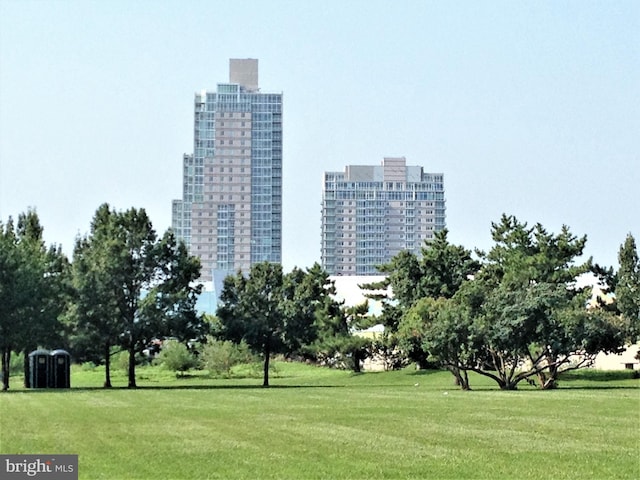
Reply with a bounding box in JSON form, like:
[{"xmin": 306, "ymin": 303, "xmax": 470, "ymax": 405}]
[{"xmin": 1, "ymin": 0, "xmax": 638, "ymax": 271}]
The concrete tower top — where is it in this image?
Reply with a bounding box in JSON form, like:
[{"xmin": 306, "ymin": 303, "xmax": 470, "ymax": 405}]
[{"xmin": 229, "ymin": 58, "xmax": 259, "ymax": 91}]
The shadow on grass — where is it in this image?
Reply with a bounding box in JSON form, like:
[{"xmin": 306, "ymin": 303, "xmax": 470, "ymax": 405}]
[
  {"xmin": 4, "ymin": 382, "xmax": 637, "ymax": 394},
  {"xmin": 408, "ymin": 369, "xmax": 447, "ymax": 377},
  {"xmin": 1, "ymin": 384, "xmax": 350, "ymax": 393},
  {"xmin": 559, "ymin": 370, "xmax": 639, "ymax": 382},
  {"xmin": 552, "ymin": 384, "xmax": 639, "ymax": 391}
]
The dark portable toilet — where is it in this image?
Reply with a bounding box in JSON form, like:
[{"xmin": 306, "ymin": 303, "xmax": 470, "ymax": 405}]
[
  {"xmin": 28, "ymin": 349, "xmax": 50, "ymax": 388},
  {"xmin": 49, "ymin": 349, "xmax": 71, "ymax": 388}
]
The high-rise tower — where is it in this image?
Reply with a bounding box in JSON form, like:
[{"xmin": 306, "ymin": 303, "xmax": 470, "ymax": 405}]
[
  {"xmin": 321, "ymin": 157, "xmax": 445, "ymax": 275},
  {"xmin": 172, "ymin": 59, "xmax": 283, "ymax": 281}
]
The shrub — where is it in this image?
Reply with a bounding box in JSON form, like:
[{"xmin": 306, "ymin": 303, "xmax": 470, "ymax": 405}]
[
  {"xmin": 113, "ymin": 351, "xmax": 130, "ymax": 371},
  {"xmin": 10, "ymin": 352, "xmax": 25, "ymax": 376},
  {"xmin": 157, "ymin": 340, "xmax": 198, "ymax": 376},
  {"xmin": 79, "ymin": 362, "xmax": 97, "ymax": 371},
  {"xmin": 201, "ymin": 338, "xmax": 254, "ymax": 377}
]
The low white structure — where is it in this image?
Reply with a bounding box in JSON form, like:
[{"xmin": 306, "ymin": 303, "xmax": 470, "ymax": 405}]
[{"xmin": 592, "ymin": 343, "xmax": 640, "ymax": 371}]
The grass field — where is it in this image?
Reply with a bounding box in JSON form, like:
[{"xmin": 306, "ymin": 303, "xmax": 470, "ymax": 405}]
[{"xmin": 1, "ymin": 363, "xmax": 638, "ymax": 479}]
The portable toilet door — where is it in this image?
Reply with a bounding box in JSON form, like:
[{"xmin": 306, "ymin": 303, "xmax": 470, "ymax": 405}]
[
  {"xmin": 49, "ymin": 349, "xmax": 71, "ymax": 388},
  {"xmin": 28, "ymin": 349, "xmax": 50, "ymax": 388}
]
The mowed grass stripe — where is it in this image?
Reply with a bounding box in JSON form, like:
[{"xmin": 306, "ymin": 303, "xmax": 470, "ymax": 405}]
[{"xmin": 1, "ymin": 365, "xmax": 638, "ymax": 479}]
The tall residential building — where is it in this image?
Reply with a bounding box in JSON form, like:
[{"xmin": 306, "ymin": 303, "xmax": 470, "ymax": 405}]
[
  {"xmin": 321, "ymin": 157, "xmax": 445, "ymax": 275},
  {"xmin": 172, "ymin": 59, "xmax": 283, "ymax": 281}
]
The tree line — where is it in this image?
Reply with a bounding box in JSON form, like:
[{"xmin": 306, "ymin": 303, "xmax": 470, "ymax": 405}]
[
  {"xmin": 0, "ymin": 204, "xmax": 205, "ymax": 390},
  {"xmin": 362, "ymin": 216, "xmax": 639, "ymax": 389},
  {"xmin": 1, "ymin": 207, "xmax": 638, "ymax": 391},
  {"xmin": 215, "ymin": 214, "xmax": 639, "ymax": 390}
]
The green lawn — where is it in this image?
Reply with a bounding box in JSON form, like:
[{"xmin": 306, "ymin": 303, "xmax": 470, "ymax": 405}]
[{"xmin": 1, "ymin": 364, "xmax": 638, "ymax": 479}]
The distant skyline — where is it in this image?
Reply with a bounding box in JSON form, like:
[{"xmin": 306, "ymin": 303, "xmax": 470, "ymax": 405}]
[{"xmin": 1, "ymin": 0, "xmax": 638, "ymax": 271}]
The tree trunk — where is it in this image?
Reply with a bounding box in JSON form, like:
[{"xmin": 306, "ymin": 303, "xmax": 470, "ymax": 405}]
[
  {"xmin": 262, "ymin": 340, "xmax": 270, "ymax": 387},
  {"xmin": 352, "ymin": 350, "xmax": 362, "ymax": 373},
  {"xmin": 536, "ymin": 361, "xmax": 559, "ymax": 389},
  {"xmin": 127, "ymin": 345, "xmax": 137, "ymax": 388},
  {"xmin": 460, "ymin": 369, "xmax": 471, "ymax": 391},
  {"xmin": 450, "ymin": 366, "xmax": 471, "ymax": 390},
  {"xmin": 23, "ymin": 348, "xmax": 31, "ymax": 388},
  {"xmin": 544, "ymin": 364, "xmax": 559, "ymax": 389},
  {"xmin": 500, "ymin": 380, "xmax": 519, "ymax": 390},
  {"xmin": 103, "ymin": 342, "xmax": 112, "ymax": 388},
  {"xmin": 1, "ymin": 347, "xmax": 11, "ymax": 391}
]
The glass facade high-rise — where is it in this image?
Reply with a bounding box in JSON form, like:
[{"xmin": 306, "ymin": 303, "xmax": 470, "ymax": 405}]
[
  {"xmin": 172, "ymin": 59, "xmax": 282, "ymax": 281},
  {"xmin": 321, "ymin": 157, "xmax": 445, "ymax": 275}
]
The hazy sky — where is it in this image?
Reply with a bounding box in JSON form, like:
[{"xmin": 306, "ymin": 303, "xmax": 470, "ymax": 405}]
[{"xmin": 1, "ymin": 0, "xmax": 638, "ymax": 271}]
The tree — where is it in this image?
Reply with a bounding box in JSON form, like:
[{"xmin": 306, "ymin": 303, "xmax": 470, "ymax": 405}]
[
  {"xmin": 0, "ymin": 218, "xmax": 22, "ymax": 391},
  {"xmin": 216, "ymin": 262, "xmax": 337, "ymax": 386},
  {"xmin": 0, "ymin": 210, "xmax": 69, "ymax": 391},
  {"xmin": 216, "ymin": 262, "xmax": 286, "ymax": 387},
  {"xmin": 368, "ymin": 229, "xmax": 479, "ymax": 369},
  {"xmin": 473, "ymin": 282, "xmax": 577, "ymax": 390},
  {"xmin": 435, "ymin": 215, "xmax": 625, "ymax": 390},
  {"xmin": 141, "ymin": 230, "xmax": 207, "ymax": 344},
  {"xmin": 616, "ymin": 234, "xmax": 640, "ymax": 341},
  {"xmin": 407, "ymin": 216, "xmax": 626, "ymax": 390},
  {"xmin": 70, "ymin": 204, "xmax": 205, "ymax": 388},
  {"xmin": 405, "ymin": 278, "xmax": 488, "ymax": 390},
  {"xmin": 343, "ymin": 302, "xmax": 377, "ymax": 372},
  {"xmin": 478, "ymin": 216, "xmax": 626, "ymax": 389},
  {"xmin": 280, "ymin": 263, "xmax": 330, "ymax": 355},
  {"xmin": 68, "ymin": 205, "xmax": 122, "ymax": 387},
  {"xmin": 364, "ymin": 229, "xmax": 479, "ymax": 308},
  {"xmin": 416, "ymin": 294, "xmax": 479, "ymax": 390}
]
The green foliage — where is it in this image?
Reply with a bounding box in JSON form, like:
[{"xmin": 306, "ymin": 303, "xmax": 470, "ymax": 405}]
[
  {"xmin": 364, "ymin": 229, "xmax": 480, "ymax": 312},
  {"xmin": 113, "ymin": 351, "xmax": 131, "ymax": 371},
  {"xmin": 0, "ymin": 209, "xmax": 70, "ymax": 390},
  {"xmin": 305, "ymin": 298, "xmax": 378, "ymax": 372},
  {"xmin": 416, "ymin": 293, "xmax": 480, "ymax": 389},
  {"xmin": 216, "ymin": 262, "xmax": 337, "ymax": 385},
  {"xmin": 401, "ymin": 215, "xmax": 628, "ymax": 390},
  {"xmin": 616, "ymin": 234, "xmax": 640, "ymax": 340},
  {"xmin": 68, "ymin": 203, "xmax": 205, "ymax": 388},
  {"xmin": 379, "ymin": 230, "xmax": 479, "ymax": 374},
  {"xmin": 79, "ymin": 361, "xmax": 97, "ymax": 372},
  {"xmin": 200, "ymin": 338, "xmax": 254, "ymax": 377},
  {"xmin": 476, "ymin": 217, "xmax": 627, "ymax": 389},
  {"xmin": 398, "ymin": 298, "xmax": 440, "ymax": 369},
  {"xmin": 157, "ymin": 340, "xmax": 198, "ymax": 376},
  {"xmin": 216, "ymin": 262, "xmax": 285, "ymax": 386},
  {"xmin": 9, "ymin": 351, "xmax": 25, "ymax": 376},
  {"xmin": 369, "ymin": 331, "xmax": 407, "ymax": 371}
]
